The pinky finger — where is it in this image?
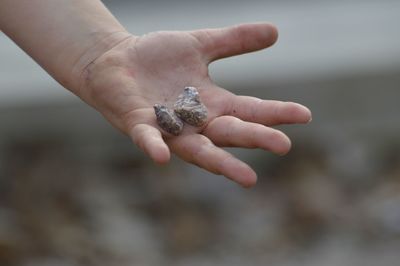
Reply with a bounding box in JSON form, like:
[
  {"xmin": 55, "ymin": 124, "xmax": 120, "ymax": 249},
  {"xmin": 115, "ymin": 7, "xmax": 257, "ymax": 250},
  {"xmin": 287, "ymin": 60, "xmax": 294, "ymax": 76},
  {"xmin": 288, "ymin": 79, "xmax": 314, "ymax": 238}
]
[{"xmin": 129, "ymin": 124, "xmax": 171, "ymax": 164}]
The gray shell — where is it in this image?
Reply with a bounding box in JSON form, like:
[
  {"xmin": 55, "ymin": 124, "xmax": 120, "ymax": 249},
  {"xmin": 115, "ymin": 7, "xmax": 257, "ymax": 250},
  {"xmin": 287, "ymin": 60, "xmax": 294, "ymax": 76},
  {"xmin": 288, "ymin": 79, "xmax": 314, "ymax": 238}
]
[
  {"xmin": 173, "ymin": 87, "xmax": 208, "ymax": 127},
  {"xmin": 153, "ymin": 104, "xmax": 183, "ymax": 136}
]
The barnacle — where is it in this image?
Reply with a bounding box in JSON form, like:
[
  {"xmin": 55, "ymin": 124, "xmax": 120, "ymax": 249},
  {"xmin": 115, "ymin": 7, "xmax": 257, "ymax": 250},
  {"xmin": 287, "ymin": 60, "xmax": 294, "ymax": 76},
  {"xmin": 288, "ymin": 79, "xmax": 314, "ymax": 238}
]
[
  {"xmin": 174, "ymin": 87, "xmax": 208, "ymax": 127},
  {"xmin": 153, "ymin": 104, "xmax": 183, "ymax": 136}
]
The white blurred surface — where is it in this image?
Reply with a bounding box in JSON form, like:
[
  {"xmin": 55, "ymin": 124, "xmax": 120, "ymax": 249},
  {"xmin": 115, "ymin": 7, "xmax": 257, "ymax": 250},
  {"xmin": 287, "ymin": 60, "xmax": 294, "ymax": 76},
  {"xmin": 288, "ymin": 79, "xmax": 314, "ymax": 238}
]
[{"xmin": 1, "ymin": 0, "xmax": 399, "ymax": 105}]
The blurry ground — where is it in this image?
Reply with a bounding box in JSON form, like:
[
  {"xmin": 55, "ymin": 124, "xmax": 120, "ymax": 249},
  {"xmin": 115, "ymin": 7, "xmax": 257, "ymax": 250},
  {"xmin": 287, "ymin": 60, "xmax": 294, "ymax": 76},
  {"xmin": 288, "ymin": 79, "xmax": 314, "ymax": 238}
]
[{"xmin": 1, "ymin": 70, "xmax": 400, "ymax": 266}]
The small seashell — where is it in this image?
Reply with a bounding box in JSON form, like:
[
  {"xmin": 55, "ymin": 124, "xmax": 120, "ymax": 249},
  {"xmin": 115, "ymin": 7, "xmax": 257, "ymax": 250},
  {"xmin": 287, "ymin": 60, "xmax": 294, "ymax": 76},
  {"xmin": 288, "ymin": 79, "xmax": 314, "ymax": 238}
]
[
  {"xmin": 153, "ymin": 104, "xmax": 183, "ymax": 136},
  {"xmin": 174, "ymin": 87, "xmax": 208, "ymax": 127}
]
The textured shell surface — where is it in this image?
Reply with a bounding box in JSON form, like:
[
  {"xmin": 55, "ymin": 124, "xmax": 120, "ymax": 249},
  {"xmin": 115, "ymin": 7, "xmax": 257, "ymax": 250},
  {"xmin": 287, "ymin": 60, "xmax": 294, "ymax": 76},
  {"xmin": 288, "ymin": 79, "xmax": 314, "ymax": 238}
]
[
  {"xmin": 174, "ymin": 87, "xmax": 208, "ymax": 127},
  {"xmin": 153, "ymin": 104, "xmax": 183, "ymax": 136}
]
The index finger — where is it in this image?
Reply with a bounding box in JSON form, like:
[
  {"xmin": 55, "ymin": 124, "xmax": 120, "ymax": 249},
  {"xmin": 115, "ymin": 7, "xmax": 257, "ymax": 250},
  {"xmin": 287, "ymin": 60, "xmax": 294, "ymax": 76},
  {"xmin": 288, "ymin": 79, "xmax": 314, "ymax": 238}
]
[{"xmin": 226, "ymin": 95, "xmax": 312, "ymax": 126}]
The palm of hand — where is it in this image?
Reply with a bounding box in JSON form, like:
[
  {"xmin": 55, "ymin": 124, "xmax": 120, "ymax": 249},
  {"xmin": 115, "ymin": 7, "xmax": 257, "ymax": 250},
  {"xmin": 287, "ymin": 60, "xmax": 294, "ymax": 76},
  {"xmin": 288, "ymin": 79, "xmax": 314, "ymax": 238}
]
[{"xmin": 80, "ymin": 24, "xmax": 311, "ymax": 187}]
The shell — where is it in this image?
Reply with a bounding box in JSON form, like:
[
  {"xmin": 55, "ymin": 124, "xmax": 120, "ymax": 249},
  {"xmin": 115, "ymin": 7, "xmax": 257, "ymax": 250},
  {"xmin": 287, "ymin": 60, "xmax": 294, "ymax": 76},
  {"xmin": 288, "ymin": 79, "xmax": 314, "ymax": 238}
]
[
  {"xmin": 173, "ymin": 87, "xmax": 208, "ymax": 127},
  {"xmin": 153, "ymin": 104, "xmax": 183, "ymax": 136}
]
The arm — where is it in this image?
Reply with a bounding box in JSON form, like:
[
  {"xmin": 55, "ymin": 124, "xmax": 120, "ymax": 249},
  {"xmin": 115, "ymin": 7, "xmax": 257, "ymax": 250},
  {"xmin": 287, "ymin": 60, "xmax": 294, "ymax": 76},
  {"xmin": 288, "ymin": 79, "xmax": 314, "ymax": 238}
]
[
  {"xmin": 0, "ymin": 0, "xmax": 131, "ymax": 93},
  {"xmin": 0, "ymin": 0, "xmax": 312, "ymax": 187}
]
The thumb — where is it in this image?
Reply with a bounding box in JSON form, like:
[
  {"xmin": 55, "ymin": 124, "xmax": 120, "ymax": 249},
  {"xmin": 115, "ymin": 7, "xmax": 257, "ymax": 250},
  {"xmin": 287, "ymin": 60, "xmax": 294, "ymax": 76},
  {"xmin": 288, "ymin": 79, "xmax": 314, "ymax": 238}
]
[{"xmin": 191, "ymin": 22, "xmax": 278, "ymax": 63}]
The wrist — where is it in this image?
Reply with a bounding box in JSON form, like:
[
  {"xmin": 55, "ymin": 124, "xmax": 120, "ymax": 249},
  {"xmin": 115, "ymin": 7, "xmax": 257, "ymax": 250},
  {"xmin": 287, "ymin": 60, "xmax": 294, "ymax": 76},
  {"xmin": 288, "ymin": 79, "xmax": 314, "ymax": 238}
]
[{"xmin": 67, "ymin": 30, "xmax": 134, "ymax": 96}]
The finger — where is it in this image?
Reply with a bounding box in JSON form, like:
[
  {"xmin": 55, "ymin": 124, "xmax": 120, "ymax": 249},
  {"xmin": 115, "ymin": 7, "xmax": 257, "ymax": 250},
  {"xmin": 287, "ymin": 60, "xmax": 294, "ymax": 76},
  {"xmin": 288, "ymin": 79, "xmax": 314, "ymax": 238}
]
[
  {"xmin": 203, "ymin": 116, "xmax": 291, "ymax": 155},
  {"xmin": 227, "ymin": 95, "xmax": 312, "ymax": 126},
  {"xmin": 168, "ymin": 134, "xmax": 257, "ymax": 187},
  {"xmin": 191, "ymin": 22, "xmax": 278, "ymax": 62},
  {"xmin": 129, "ymin": 124, "xmax": 171, "ymax": 164},
  {"xmin": 124, "ymin": 108, "xmax": 180, "ymax": 138}
]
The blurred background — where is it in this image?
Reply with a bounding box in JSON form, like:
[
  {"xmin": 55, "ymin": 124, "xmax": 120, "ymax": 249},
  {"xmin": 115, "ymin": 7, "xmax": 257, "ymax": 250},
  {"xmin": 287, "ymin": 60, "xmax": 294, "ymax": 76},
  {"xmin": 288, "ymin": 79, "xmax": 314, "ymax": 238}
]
[{"xmin": 1, "ymin": 0, "xmax": 400, "ymax": 265}]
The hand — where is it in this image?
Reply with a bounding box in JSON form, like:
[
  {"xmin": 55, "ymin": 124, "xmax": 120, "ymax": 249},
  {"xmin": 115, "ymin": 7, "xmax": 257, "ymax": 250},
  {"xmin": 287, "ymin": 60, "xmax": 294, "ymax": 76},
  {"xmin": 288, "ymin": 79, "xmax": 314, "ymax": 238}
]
[{"xmin": 77, "ymin": 23, "xmax": 311, "ymax": 187}]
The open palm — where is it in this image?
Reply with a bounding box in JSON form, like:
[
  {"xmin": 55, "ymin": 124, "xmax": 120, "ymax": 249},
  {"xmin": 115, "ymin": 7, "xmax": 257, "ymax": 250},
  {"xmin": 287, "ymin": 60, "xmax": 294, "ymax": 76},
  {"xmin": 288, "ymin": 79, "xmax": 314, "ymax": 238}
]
[{"xmin": 79, "ymin": 23, "xmax": 311, "ymax": 187}]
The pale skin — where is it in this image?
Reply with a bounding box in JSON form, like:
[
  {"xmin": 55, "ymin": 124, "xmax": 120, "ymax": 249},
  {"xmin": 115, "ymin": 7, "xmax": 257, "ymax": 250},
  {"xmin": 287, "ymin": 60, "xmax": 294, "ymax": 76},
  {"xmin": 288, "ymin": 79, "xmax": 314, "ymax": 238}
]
[{"xmin": 0, "ymin": 0, "xmax": 311, "ymax": 187}]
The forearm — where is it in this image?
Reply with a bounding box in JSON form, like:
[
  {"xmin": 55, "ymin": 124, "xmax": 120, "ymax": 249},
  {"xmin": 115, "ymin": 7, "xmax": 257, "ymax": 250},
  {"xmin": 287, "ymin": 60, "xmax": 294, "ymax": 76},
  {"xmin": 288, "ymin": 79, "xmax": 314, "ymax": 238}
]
[{"xmin": 0, "ymin": 0, "xmax": 131, "ymax": 94}]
